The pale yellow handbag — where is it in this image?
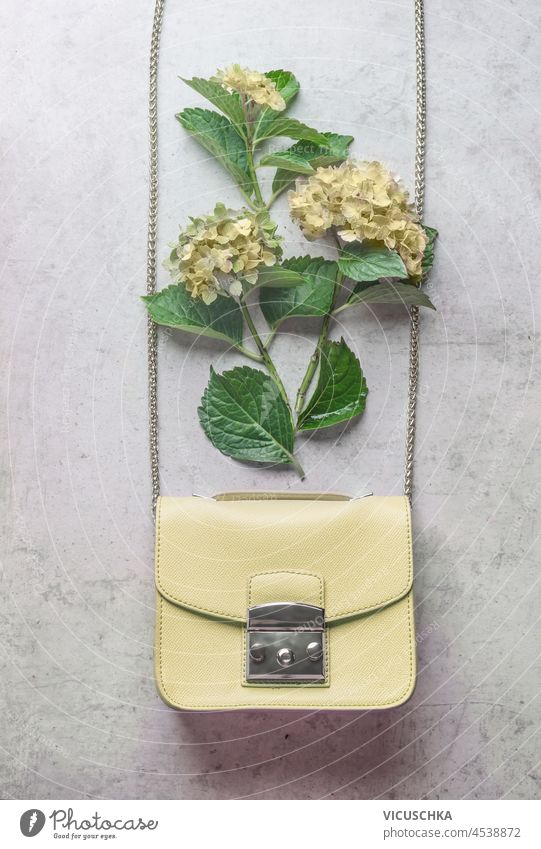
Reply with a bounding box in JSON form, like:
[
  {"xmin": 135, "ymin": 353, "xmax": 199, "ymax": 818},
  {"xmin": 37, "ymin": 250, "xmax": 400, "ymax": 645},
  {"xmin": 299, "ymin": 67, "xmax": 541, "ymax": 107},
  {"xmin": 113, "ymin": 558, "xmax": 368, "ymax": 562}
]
[
  {"xmin": 155, "ymin": 492, "xmax": 415, "ymax": 710},
  {"xmin": 145, "ymin": 1, "xmax": 426, "ymax": 711}
]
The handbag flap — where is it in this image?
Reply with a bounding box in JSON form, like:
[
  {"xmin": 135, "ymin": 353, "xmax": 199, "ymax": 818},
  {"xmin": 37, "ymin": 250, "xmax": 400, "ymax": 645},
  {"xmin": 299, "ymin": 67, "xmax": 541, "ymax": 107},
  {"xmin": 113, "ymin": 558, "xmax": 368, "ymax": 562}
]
[{"xmin": 155, "ymin": 494, "xmax": 413, "ymax": 623}]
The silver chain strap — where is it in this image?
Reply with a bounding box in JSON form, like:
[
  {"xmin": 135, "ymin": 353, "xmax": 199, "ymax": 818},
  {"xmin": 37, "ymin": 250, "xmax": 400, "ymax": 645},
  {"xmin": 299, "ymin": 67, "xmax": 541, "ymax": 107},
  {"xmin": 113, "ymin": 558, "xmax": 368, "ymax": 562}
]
[
  {"xmin": 147, "ymin": 0, "xmax": 165, "ymax": 515},
  {"xmin": 404, "ymin": 0, "xmax": 426, "ymax": 501},
  {"xmin": 145, "ymin": 0, "xmax": 426, "ymax": 513}
]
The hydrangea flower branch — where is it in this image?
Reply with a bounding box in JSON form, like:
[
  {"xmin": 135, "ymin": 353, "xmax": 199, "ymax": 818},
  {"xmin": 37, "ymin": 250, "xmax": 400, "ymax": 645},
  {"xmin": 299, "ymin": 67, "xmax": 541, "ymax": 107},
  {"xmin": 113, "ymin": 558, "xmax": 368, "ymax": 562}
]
[{"xmin": 143, "ymin": 66, "xmax": 438, "ymax": 478}]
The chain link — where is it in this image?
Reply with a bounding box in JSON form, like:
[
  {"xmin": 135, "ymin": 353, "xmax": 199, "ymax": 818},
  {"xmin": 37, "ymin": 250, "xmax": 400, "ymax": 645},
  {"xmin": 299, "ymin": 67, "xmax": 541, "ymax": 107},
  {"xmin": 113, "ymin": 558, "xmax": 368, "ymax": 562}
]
[{"xmin": 146, "ymin": 0, "xmax": 426, "ymax": 512}]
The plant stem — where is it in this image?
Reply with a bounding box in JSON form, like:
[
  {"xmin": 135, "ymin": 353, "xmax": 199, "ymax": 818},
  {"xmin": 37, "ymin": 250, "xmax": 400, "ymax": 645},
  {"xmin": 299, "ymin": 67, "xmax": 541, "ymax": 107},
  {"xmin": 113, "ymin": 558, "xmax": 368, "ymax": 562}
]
[
  {"xmin": 295, "ymin": 230, "xmax": 345, "ymax": 413},
  {"xmin": 239, "ymin": 188, "xmax": 259, "ymax": 211},
  {"xmin": 295, "ymin": 268, "xmax": 344, "ymax": 414},
  {"xmin": 267, "ymin": 186, "xmax": 287, "ymax": 209},
  {"xmin": 289, "ymin": 454, "xmax": 306, "ymax": 479},
  {"xmin": 241, "ymin": 94, "xmax": 266, "ymax": 209},
  {"xmin": 240, "ymin": 299, "xmax": 289, "ymax": 406},
  {"xmin": 240, "ymin": 297, "xmax": 305, "ymax": 479},
  {"xmin": 295, "ymin": 311, "xmax": 331, "ymax": 413},
  {"xmin": 236, "ymin": 344, "xmax": 263, "ymax": 362},
  {"xmin": 263, "ymin": 326, "xmax": 277, "ymax": 350},
  {"xmin": 247, "ymin": 145, "xmax": 265, "ymax": 207}
]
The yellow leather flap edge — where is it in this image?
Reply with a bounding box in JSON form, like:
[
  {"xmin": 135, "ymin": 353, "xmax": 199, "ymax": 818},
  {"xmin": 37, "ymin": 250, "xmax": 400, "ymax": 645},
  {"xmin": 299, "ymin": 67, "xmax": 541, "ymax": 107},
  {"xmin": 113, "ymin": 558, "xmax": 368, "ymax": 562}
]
[{"xmin": 155, "ymin": 494, "xmax": 413, "ymax": 624}]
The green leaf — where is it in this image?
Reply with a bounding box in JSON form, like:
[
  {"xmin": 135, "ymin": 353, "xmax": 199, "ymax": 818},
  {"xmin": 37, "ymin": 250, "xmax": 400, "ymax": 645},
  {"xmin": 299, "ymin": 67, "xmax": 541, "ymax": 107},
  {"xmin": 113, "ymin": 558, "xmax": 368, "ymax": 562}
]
[
  {"xmin": 422, "ymin": 225, "xmax": 438, "ymax": 273},
  {"xmin": 259, "ymin": 150, "xmax": 315, "ymax": 174},
  {"xmin": 264, "ymin": 70, "xmax": 300, "ymax": 106},
  {"xmin": 181, "ymin": 77, "xmax": 246, "ymax": 134},
  {"xmin": 255, "ymin": 116, "xmax": 328, "ymax": 146},
  {"xmin": 251, "ymin": 68, "xmax": 325, "ymax": 147},
  {"xmin": 297, "ymin": 339, "xmax": 368, "ymax": 431},
  {"xmin": 299, "ymin": 132, "xmax": 355, "ymax": 168},
  {"xmin": 142, "ymin": 285, "xmax": 244, "ymax": 346},
  {"xmin": 338, "ymin": 242, "xmax": 408, "ymax": 282},
  {"xmin": 260, "ymin": 257, "xmax": 339, "ymax": 328},
  {"xmin": 272, "ymin": 132, "xmax": 354, "ymax": 194},
  {"xmin": 254, "ymin": 264, "xmax": 307, "ymax": 288},
  {"xmin": 252, "ymin": 70, "xmax": 300, "ymax": 141},
  {"xmin": 335, "ymin": 280, "xmax": 436, "ymax": 313},
  {"xmin": 198, "ymin": 366, "xmax": 303, "ymax": 474},
  {"xmin": 177, "ymin": 107, "xmax": 253, "ymax": 194}
]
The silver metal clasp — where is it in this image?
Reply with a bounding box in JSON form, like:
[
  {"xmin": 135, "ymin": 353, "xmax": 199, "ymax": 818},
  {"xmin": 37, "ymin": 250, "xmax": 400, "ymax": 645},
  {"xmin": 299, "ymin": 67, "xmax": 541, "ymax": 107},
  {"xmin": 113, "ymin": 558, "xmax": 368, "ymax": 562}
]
[{"xmin": 246, "ymin": 602, "xmax": 325, "ymax": 683}]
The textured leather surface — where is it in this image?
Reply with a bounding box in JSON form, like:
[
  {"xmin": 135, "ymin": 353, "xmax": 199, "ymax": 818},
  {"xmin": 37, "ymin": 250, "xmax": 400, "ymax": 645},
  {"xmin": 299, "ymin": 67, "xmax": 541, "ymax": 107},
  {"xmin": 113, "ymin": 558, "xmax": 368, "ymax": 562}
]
[
  {"xmin": 249, "ymin": 571, "xmax": 323, "ymax": 608},
  {"xmin": 156, "ymin": 496, "xmax": 413, "ymax": 621},
  {"xmin": 155, "ymin": 494, "xmax": 416, "ymax": 710}
]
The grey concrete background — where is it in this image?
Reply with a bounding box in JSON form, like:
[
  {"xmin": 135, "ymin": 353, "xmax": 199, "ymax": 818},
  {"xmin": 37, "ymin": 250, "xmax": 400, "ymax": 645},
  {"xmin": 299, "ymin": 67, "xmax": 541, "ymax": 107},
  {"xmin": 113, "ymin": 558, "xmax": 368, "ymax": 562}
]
[{"xmin": 1, "ymin": 0, "xmax": 540, "ymax": 800}]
